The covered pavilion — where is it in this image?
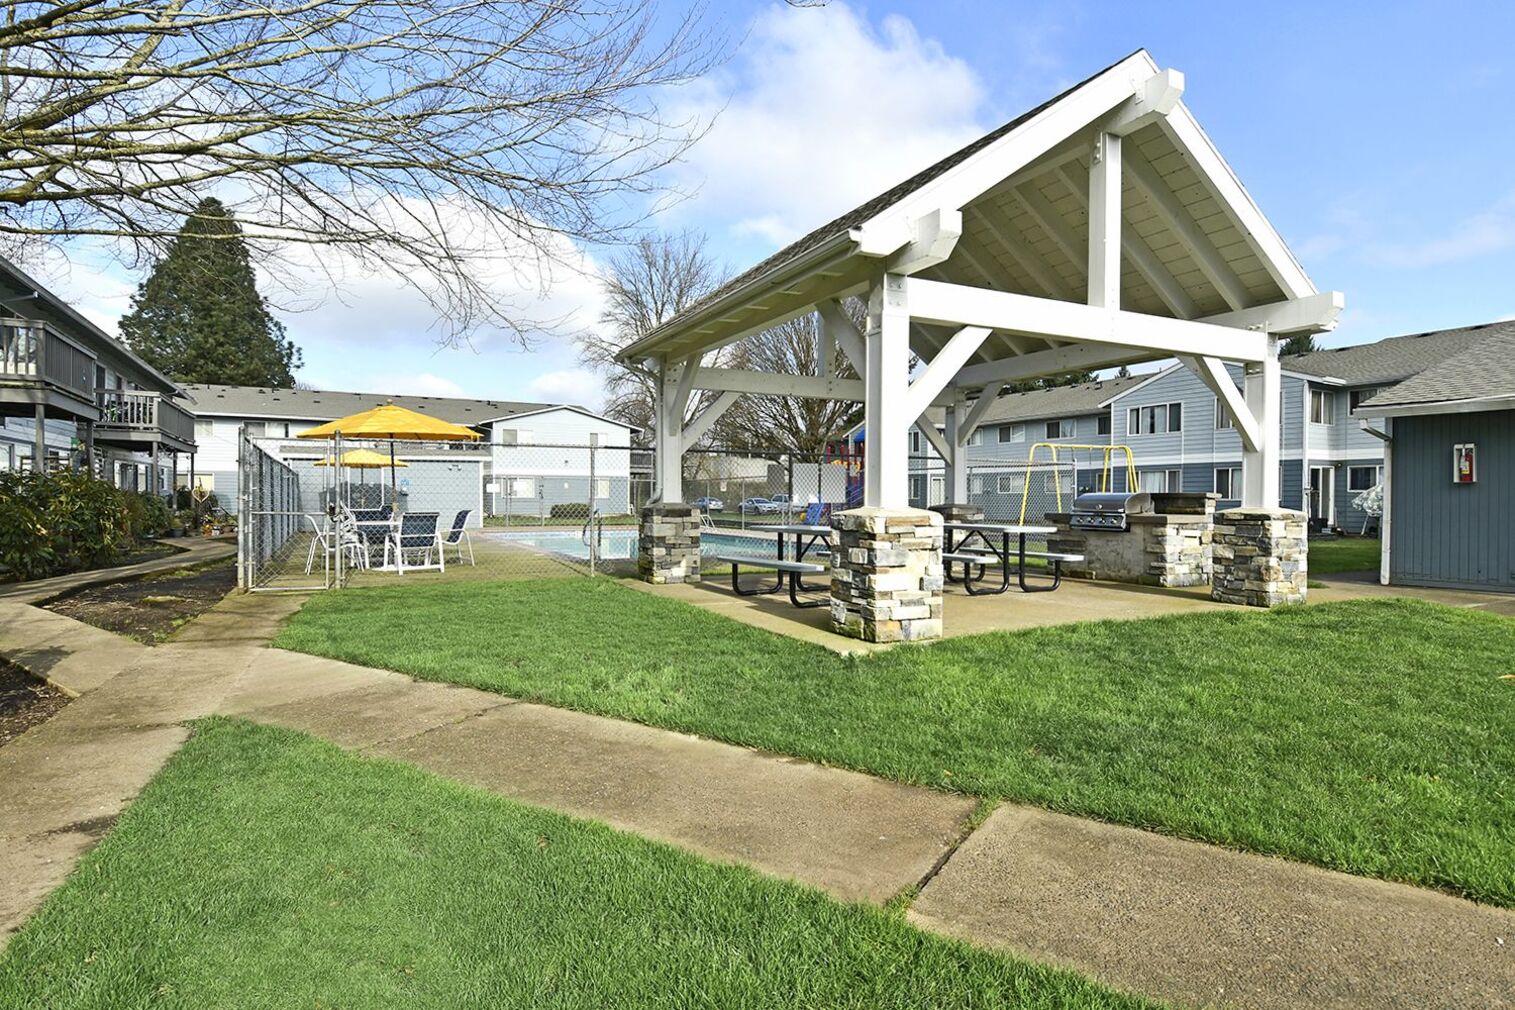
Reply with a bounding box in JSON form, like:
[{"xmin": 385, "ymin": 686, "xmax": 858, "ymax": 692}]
[{"xmin": 618, "ymin": 50, "xmax": 1342, "ymax": 640}]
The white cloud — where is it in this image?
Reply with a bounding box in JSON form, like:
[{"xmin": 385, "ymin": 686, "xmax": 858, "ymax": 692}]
[
  {"xmin": 524, "ymin": 367, "xmax": 607, "ymax": 409},
  {"xmin": 1368, "ymin": 187, "xmax": 1515, "ymax": 269},
  {"xmin": 665, "ymin": 3, "xmax": 993, "ymax": 248}
]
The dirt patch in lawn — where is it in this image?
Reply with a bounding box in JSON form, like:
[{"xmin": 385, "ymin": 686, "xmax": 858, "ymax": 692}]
[
  {"xmin": 42, "ymin": 560, "xmax": 237, "ymax": 644},
  {"xmin": 0, "ymin": 659, "xmax": 71, "ymax": 747}
]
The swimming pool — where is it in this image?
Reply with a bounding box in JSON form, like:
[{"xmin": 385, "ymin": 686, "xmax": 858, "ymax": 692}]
[{"xmin": 484, "ymin": 528, "xmax": 778, "ymax": 561}]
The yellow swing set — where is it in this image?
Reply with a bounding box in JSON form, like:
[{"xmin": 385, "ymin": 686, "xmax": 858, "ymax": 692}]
[{"xmin": 1016, "ymin": 443, "xmax": 1138, "ymax": 522}]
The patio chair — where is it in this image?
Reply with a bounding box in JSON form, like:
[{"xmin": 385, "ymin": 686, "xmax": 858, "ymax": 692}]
[
  {"xmin": 440, "ymin": 509, "xmax": 475, "ymax": 566},
  {"xmin": 383, "ymin": 511, "xmax": 443, "ymax": 574}
]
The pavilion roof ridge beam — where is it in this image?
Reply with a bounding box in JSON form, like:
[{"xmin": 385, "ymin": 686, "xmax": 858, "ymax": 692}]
[
  {"xmin": 817, "ymin": 299, "xmax": 867, "ymax": 375},
  {"xmin": 1103, "ymin": 68, "xmax": 1185, "ymax": 137},
  {"xmin": 1056, "ymin": 160, "xmax": 1199, "ymax": 319},
  {"xmin": 906, "ymin": 277, "xmax": 1271, "ymax": 362},
  {"xmin": 850, "ymin": 208, "xmax": 964, "ymax": 276},
  {"xmin": 1201, "ymin": 291, "xmax": 1345, "ymax": 335},
  {"xmin": 855, "ymin": 51, "xmax": 1163, "ymax": 234},
  {"xmin": 681, "ymin": 390, "xmax": 741, "ymax": 446},
  {"xmin": 1123, "ymin": 147, "xmax": 1251, "ymax": 312},
  {"xmin": 1160, "ymin": 101, "xmax": 1317, "ymax": 300},
  {"xmin": 1013, "ymin": 182, "xmax": 1088, "ymax": 283},
  {"xmin": 1178, "ymin": 354, "xmax": 1261, "ymax": 451},
  {"xmin": 903, "ymin": 325, "xmax": 993, "ymax": 421},
  {"xmin": 692, "ymin": 366, "xmax": 865, "ymax": 402},
  {"xmin": 975, "ymin": 201, "xmax": 1078, "ymax": 300}
]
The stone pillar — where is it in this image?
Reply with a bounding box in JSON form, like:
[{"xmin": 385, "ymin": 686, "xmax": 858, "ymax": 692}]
[
  {"xmin": 1211, "ymin": 507, "xmax": 1308, "ymax": 607},
  {"xmin": 830, "ymin": 507, "xmax": 943, "ymax": 643},
  {"xmin": 929, "ymin": 503, "xmax": 984, "ymax": 524},
  {"xmin": 638, "ymin": 503, "xmax": 702, "ymax": 585}
]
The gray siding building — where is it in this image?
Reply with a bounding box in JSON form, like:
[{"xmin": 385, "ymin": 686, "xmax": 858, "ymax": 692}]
[{"xmin": 1358, "ymin": 325, "xmax": 1515, "ymax": 592}]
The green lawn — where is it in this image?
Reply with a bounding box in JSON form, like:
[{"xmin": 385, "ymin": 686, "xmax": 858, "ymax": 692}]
[
  {"xmin": 0, "ymin": 719, "xmax": 1157, "ymax": 1010},
  {"xmin": 1308, "ymin": 537, "xmax": 1381, "ymax": 574},
  {"xmin": 277, "ymin": 581, "xmax": 1515, "ymax": 906}
]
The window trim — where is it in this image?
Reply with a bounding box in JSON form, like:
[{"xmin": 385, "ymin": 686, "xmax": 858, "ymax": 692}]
[{"xmin": 1309, "ymin": 388, "xmax": 1335, "ymax": 426}]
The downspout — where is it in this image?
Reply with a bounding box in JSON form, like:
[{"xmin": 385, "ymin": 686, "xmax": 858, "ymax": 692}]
[{"xmin": 1359, "ymin": 419, "xmax": 1393, "ymax": 585}]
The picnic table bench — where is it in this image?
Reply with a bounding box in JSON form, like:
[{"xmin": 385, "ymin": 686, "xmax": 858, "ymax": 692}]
[
  {"xmin": 943, "ymin": 522, "xmax": 1083, "ymax": 595},
  {"xmin": 713, "ymin": 522, "xmax": 832, "ymax": 608}
]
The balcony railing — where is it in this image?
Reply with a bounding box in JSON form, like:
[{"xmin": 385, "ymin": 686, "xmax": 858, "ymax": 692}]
[
  {"xmin": 0, "ymin": 318, "xmax": 96, "ymax": 403},
  {"xmin": 96, "ymin": 389, "xmax": 196, "ymax": 446}
]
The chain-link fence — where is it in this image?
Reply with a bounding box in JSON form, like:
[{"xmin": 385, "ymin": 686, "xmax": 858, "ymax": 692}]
[{"xmin": 239, "ymin": 429, "xmax": 328, "ymax": 591}]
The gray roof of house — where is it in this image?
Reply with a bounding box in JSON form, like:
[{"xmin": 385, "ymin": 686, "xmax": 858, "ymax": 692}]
[
  {"xmin": 183, "ymin": 384, "xmax": 559, "ymax": 425},
  {"xmin": 1357, "ymin": 322, "xmax": 1515, "ymax": 411},
  {"xmin": 977, "ymin": 374, "xmax": 1147, "ymax": 424},
  {"xmin": 1282, "ymin": 322, "xmax": 1502, "ymax": 386}
]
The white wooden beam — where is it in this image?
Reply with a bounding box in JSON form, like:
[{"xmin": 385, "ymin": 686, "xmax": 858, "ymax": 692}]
[
  {"xmin": 1161, "ymin": 103, "xmax": 1317, "ymax": 300},
  {"xmin": 877, "ymin": 208, "xmax": 964, "ymax": 275},
  {"xmin": 952, "ymin": 340, "xmax": 1151, "ymax": 390},
  {"xmin": 906, "ymin": 277, "xmax": 1271, "ymax": 361},
  {"xmin": 681, "ymin": 390, "xmax": 741, "ymax": 446},
  {"xmin": 692, "ymin": 367, "xmax": 864, "ymax": 401},
  {"xmin": 1057, "ymin": 162, "xmax": 1199, "ymax": 318},
  {"xmin": 1085, "ymin": 133, "xmax": 1122, "ymax": 310},
  {"xmin": 959, "ymin": 385, "xmax": 1001, "ymax": 442},
  {"xmin": 915, "ymin": 418, "xmax": 953, "ymax": 465},
  {"xmin": 818, "ymin": 312, "xmax": 835, "ymax": 377},
  {"xmin": 817, "ymin": 299, "xmax": 867, "ymax": 375},
  {"xmin": 1241, "ymin": 340, "xmax": 1283, "ymax": 507},
  {"xmin": 1104, "ymin": 68, "xmax": 1185, "ymax": 136},
  {"xmin": 1124, "ymin": 149, "xmax": 1251, "ymax": 312},
  {"xmin": 654, "ymin": 359, "xmax": 688, "ymax": 502},
  {"xmin": 865, "ymin": 274, "xmax": 913, "ymax": 507},
  {"xmin": 1201, "ymin": 291, "xmax": 1345, "ymax": 335},
  {"xmin": 903, "ymin": 325, "xmax": 992, "ymax": 422},
  {"xmin": 1178, "ymin": 354, "xmax": 1261, "ymax": 451},
  {"xmin": 943, "ymin": 393, "xmax": 969, "ymax": 502}
]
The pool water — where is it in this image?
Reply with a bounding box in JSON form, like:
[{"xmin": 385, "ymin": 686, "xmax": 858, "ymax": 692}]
[{"xmin": 484, "ymin": 528, "xmax": 778, "ymax": 562}]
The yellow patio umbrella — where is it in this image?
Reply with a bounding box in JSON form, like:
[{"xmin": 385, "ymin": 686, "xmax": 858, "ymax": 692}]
[
  {"xmin": 299, "ymin": 403, "xmax": 480, "ymax": 507},
  {"xmin": 312, "ymin": 448, "xmax": 410, "ymax": 468}
]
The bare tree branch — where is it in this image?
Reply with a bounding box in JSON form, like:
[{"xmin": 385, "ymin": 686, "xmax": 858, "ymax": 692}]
[{"xmin": 0, "ymin": 1, "xmax": 718, "ymax": 345}]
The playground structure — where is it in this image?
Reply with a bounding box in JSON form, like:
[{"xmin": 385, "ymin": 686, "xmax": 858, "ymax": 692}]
[{"xmin": 1018, "ymin": 443, "xmax": 1138, "ymax": 522}]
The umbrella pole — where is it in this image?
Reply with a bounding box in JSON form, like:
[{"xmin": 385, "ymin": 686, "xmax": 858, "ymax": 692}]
[{"xmin": 390, "ymin": 440, "xmax": 398, "ymax": 512}]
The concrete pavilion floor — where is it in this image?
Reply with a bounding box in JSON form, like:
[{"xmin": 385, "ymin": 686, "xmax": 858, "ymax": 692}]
[{"xmin": 633, "ymin": 567, "xmax": 1515, "ymax": 654}]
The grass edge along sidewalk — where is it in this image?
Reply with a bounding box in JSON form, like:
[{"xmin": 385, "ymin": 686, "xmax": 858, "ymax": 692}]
[
  {"xmin": 0, "ymin": 718, "xmax": 1162, "ymax": 1010},
  {"xmin": 275, "ymin": 579, "xmax": 1515, "ymax": 908}
]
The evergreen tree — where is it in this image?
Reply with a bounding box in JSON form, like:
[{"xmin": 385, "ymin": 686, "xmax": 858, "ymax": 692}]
[
  {"xmin": 1281, "ymin": 334, "xmax": 1318, "ymax": 356},
  {"xmin": 120, "ymin": 198, "xmax": 302, "ymax": 386}
]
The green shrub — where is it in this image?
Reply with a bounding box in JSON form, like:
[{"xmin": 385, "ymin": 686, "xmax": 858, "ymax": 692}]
[
  {"xmin": 0, "ymin": 470, "xmax": 137, "ymax": 580},
  {"xmin": 133, "ymin": 492, "xmax": 174, "ymax": 538}
]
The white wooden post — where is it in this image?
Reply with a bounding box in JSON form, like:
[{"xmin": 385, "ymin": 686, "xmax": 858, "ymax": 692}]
[
  {"xmin": 654, "ymin": 358, "xmax": 688, "ymax": 502},
  {"xmin": 1087, "ymin": 132, "xmax": 1122, "ymax": 309},
  {"xmin": 863, "ymin": 274, "xmax": 911, "ymax": 508},
  {"xmin": 944, "ymin": 393, "xmax": 968, "ymax": 503},
  {"xmin": 1241, "ymin": 338, "xmax": 1282, "ymax": 507}
]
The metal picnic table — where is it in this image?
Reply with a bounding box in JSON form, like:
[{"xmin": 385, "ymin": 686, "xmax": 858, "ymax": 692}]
[{"xmin": 943, "ymin": 521, "xmax": 1063, "ymax": 596}]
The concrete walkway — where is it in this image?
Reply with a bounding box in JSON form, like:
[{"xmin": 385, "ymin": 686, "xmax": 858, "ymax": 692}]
[
  {"xmin": 0, "ymin": 536, "xmax": 234, "ymax": 605},
  {"xmin": 2, "ymin": 589, "xmax": 1512, "ymax": 1009}
]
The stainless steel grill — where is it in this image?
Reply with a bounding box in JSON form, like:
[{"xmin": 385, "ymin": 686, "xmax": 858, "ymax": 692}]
[{"xmin": 1069, "ymin": 491, "xmax": 1152, "ymax": 532}]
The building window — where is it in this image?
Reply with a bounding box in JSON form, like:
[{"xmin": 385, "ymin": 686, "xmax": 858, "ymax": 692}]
[
  {"xmin": 909, "ymin": 475, "xmax": 925, "ymax": 501},
  {"xmin": 1045, "ymin": 419, "xmax": 1073, "ymax": 439},
  {"xmin": 593, "ymin": 478, "xmax": 611, "ymax": 498},
  {"xmin": 1348, "ymin": 388, "xmax": 1379, "ymax": 413},
  {"xmin": 1097, "ymin": 413, "xmax": 1111, "ymax": 436},
  {"xmin": 1214, "ymin": 466, "xmax": 1243, "ymax": 499},
  {"xmin": 997, "ymin": 423, "xmax": 1024, "ymax": 444},
  {"xmin": 507, "ymin": 478, "xmax": 535, "ymax": 498},
  {"xmin": 967, "ymin": 429, "xmax": 983, "ymax": 446},
  {"xmin": 1347, "ymin": 465, "xmax": 1382, "ymax": 492},
  {"xmin": 194, "ymin": 420, "xmax": 215, "ymax": 439},
  {"xmin": 1214, "ymin": 397, "xmax": 1234, "ymax": 430},
  {"xmin": 1127, "ymin": 402, "xmax": 1182, "ymax": 435},
  {"xmin": 1309, "ymin": 389, "xmax": 1335, "ymax": 425},
  {"xmin": 242, "ymin": 421, "xmax": 266, "ymax": 438},
  {"xmin": 995, "ymin": 473, "xmax": 1024, "ymax": 494},
  {"xmin": 1138, "ymin": 469, "xmax": 1182, "ymax": 493},
  {"xmin": 909, "ymin": 430, "xmax": 922, "ymax": 454}
]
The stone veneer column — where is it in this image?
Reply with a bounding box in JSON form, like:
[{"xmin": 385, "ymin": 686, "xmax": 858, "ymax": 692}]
[
  {"xmin": 830, "ymin": 507, "xmax": 943, "ymax": 643},
  {"xmin": 929, "ymin": 502, "xmax": 985, "ymax": 524},
  {"xmin": 637, "ymin": 503, "xmax": 701, "ymax": 584},
  {"xmin": 1211, "ymin": 507, "xmax": 1308, "ymax": 607}
]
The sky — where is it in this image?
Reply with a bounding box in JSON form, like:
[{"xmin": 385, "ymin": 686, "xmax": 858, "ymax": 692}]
[{"xmin": 26, "ymin": 0, "xmax": 1515, "ymax": 409}]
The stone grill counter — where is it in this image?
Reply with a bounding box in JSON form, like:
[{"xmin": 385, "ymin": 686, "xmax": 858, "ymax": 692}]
[{"xmin": 1046, "ymin": 492, "xmax": 1219, "ymax": 588}]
